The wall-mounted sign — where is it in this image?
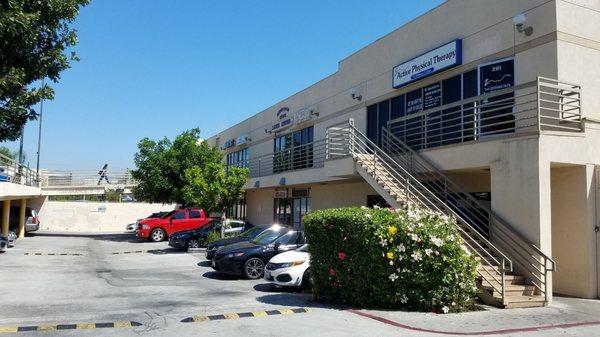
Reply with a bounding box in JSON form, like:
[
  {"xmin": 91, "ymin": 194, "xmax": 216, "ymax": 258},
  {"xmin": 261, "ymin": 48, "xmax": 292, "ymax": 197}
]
[
  {"xmin": 271, "ymin": 106, "xmax": 316, "ymax": 133},
  {"xmin": 221, "ymin": 138, "xmax": 236, "ymax": 150},
  {"xmin": 392, "ymin": 39, "xmax": 462, "ymax": 89},
  {"xmin": 478, "ymin": 58, "xmax": 514, "ymax": 94},
  {"xmin": 274, "ymin": 190, "xmax": 287, "ymax": 198},
  {"xmin": 236, "ymin": 134, "xmax": 249, "ymax": 146}
]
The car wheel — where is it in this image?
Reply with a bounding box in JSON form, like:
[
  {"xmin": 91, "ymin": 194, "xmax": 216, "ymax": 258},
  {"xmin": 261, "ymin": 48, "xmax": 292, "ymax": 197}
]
[
  {"xmin": 187, "ymin": 239, "xmax": 199, "ymax": 249},
  {"xmin": 149, "ymin": 228, "xmax": 165, "ymax": 242},
  {"xmin": 302, "ymin": 269, "xmax": 311, "ymax": 289},
  {"xmin": 243, "ymin": 257, "xmax": 265, "ymax": 279}
]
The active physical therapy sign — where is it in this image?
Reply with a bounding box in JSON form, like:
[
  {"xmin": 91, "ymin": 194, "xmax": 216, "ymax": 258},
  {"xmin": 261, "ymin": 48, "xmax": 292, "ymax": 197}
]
[{"xmin": 392, "ymin": 39, "xmax": 462, "ymax": 89}]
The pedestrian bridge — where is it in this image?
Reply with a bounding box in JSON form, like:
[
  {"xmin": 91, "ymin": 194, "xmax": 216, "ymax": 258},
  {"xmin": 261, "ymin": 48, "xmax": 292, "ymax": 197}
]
[{"xmin": 39, "ymin": 170, "xmax": 137, "ymax": 196}]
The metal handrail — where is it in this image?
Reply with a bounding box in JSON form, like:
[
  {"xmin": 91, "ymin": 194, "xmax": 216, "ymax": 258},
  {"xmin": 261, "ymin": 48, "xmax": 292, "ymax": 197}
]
[
  {"xmin": 382, "ymin": 127, "xmax": 555, "ymax": 301},
  {"xmin": 387, "ymin": 77, "xmax": 582, "ymax": 151},
  {"xmin": 40, "ymin": 170, "xmax": 134, "ymax": 187},
  {"xmin": 0, "ymin": 152, "xmax": 39, "ymax": 187},
  {"xmin": 328, "ymin": 119, "xmax": 513, "ymax": 304}
]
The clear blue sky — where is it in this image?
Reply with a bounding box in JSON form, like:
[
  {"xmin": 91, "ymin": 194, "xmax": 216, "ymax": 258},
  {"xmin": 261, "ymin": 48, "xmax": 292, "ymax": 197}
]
[{"xmin": 3, "ymin": 0, "xmax": 443, "ymax": 171}]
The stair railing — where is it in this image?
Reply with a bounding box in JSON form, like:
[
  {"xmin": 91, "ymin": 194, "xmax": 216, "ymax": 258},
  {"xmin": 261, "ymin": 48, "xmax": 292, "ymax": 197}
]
[
  {"xmin": 329, "ymin": 119, "xmax": 512, "ymax": 305},
  {"xmin": 381, "ymin": 126, "xmax": 555, "ymax": 303}
]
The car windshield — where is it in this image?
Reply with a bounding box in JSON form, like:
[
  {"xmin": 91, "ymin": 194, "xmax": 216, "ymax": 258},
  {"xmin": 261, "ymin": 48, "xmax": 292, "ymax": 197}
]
[
  {"xmin": 252, "ymin": 228, "xmax": 286, "ymax": 245},
  {"xmin": 239, "ymin": 226, "xmax": 266, "ymax": 239},
  {"xmin": 203, "ymin": 221, "xmax": 220, "ymax": 232},
  {"xmin": 161, "ymin": 210, "xmax": 176, "ymax": 219}
]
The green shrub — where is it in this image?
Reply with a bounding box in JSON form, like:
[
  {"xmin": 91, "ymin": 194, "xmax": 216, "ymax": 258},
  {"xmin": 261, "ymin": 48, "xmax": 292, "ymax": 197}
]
[
  {"xmin": 199, "ymin": 230, "xmax": 222, "ymax": 247},
  {"xmin": 304, "ymin": 206, "xmax": 478, "ymax": 313}
]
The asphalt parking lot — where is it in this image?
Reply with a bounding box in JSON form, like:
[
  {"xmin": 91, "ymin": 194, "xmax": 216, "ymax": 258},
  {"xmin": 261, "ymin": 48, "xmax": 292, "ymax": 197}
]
[{"xmin": 1, "ymin": 232, "xmax": 600, "ymax": 337}]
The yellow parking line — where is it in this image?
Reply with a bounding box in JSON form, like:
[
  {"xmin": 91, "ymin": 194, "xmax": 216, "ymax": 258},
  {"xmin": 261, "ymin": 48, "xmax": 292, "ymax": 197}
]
[
  {"xmin": 114, "ymin": 321, "xmax": 132, "ymax": 328},
  {"xmin": 252, "ymin": 311, "xmax": 268, "ymax": 318},
  {"xmin": 0, "ymin": 326, "xmax": 18, "ymax": 333},
  {"xmin": 193, "ymin": 316, "xmax": 210, "ymax": 323},
  {"xmin": 76, "ymin": 322, "xmax": 96, "ymax": 329},
  {"xmin": 223, "ymin": 313, "xmax": 239, "ymax": 320},
  {"xmin": 278, "ymin": 308, "xmax": 294, "ymax": 315},
  {"xmin": 36, "ymin": 324, "xmax": 56, "ymax": 331}
]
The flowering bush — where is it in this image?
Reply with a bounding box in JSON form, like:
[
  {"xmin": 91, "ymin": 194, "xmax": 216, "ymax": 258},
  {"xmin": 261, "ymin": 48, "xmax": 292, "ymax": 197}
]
[{"xmin": 303, "ymin": 206, "xmax": 478, "ymax": 313}]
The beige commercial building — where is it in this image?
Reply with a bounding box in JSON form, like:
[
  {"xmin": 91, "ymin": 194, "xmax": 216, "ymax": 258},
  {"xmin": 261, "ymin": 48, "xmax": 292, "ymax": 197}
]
[{"xmin": 207, "ymin": 0, "xmax": 600, "ymax": 308}]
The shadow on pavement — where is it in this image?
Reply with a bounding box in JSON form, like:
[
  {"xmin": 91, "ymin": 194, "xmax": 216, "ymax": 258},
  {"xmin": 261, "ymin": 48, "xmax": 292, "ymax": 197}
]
[
  {"xmin": 253, "ymin": 283, "xmax": 302, "ymax": 293},
  {"xmin": 146, "ymin": 248, "xmax": 187, "ymax": 255},
  {"xmin": 32, "ymin": 232, "xmax": 142, "ymax": 243},
  {"xmin": 202, "ymin": 271, "xmax": 241, "ymax": 281},
  {"xmin": 197, "ymin": 261, "xmax": 212, "ymax": 267}
]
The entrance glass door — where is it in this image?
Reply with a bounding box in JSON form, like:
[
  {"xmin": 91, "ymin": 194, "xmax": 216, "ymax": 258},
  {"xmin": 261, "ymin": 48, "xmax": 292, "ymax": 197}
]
[{"xmin": 274, "ymin": 197, "xmax": 311, "ymax": 230}]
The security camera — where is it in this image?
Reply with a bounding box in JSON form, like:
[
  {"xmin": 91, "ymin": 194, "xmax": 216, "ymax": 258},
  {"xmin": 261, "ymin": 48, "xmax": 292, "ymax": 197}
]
[
  {"xmin": 513, "ymin": 13, "xmax": 533, "ymax": 36},
  {"xmin": 512, "ymin": 13, "xmax": 526, "ymax": 28},
  {"xmin": 350, "ymin": 87, "xmax": 362, "ymax": 101}
]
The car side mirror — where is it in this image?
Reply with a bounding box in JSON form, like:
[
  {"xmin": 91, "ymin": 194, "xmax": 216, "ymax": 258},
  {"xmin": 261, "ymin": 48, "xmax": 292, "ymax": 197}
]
[{"xmin": 274, "ymin": 242, "xmax": 281, "ymax": 251}]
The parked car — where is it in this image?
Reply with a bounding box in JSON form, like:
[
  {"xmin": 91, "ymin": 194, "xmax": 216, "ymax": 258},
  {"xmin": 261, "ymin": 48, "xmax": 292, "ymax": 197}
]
[
  {"xmin": 212, "ymin": 228, "xmax": 305, "ymax": 279},
  {"xmin": 6, "ymin": 230, "xmax": 16, "ymax": 248},
  {"xmin": 0, "ymin": 168, "xmax": 9, "ymax": 182},
  {"xmin": 126, "ymin": 211, "xmax": 168, "ymax": 231},
  {"xmin": 168, "ymin": 220, "xmax": 222, "ymax": 249},
  {"xmin": 5, "ymin": 207, "xmax": 40, "ymax": 233},
  {"xmin": 136, "ymin": 208, "xmax": 212, "ymax": 242},
  {"xmin": 221, "ymin": 219, "xmax": 252, "ymax": 237},
  {"xmin": 0, "ymin": 234, "xmax": 7, "ymax": 252},
  {"xmin": 206, "ymin": 224, "xmax": 277, "ymax": 260},
  {"xmin": 264, "ymin": 244, "xmax": 310, "ymax": 288}
]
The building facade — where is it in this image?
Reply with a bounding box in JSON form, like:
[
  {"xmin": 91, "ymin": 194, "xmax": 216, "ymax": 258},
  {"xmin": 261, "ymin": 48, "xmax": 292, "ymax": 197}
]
[{"xmin": 207, "ymin": 0, "xmax": 600, "ymax": 305}]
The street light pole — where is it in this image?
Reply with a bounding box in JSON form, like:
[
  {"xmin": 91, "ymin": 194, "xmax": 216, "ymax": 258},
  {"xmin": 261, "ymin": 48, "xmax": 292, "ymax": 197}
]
[{"xmin": 36, "ymin": 78, "xmax": 45, "ymax": 174}]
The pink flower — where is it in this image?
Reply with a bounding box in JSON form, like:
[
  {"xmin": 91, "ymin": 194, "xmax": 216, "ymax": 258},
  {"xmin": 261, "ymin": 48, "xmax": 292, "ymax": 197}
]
[
  {"xmin": 329, "ymin": 268, "xmax": 336, "ymax": 276},
  {"xmin": 338, "ymin": 252, "xmax": 347, "ymax": 260}
]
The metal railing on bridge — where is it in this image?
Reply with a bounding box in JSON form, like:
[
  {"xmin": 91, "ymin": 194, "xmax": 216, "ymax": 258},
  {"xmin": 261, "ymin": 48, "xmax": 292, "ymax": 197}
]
[
  {"xmin": 40, "ymin": 170, "xmax": 135, "ymax": 188},
  {"xmin": 0, "ymin": 153, "xmax": 39, "ymax": 187}
]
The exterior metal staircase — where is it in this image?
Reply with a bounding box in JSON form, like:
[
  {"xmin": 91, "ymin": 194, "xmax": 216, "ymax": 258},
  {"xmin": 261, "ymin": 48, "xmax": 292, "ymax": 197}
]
[{"xmin": 326, "ymin": 119, "xmax": 555, "ymax": 308}]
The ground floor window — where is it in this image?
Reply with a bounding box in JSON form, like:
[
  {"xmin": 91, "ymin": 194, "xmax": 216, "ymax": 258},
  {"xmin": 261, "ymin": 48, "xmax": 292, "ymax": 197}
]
[{"xmin": 274, "ymin": 189, "xmax": 311, "ymax": 229}]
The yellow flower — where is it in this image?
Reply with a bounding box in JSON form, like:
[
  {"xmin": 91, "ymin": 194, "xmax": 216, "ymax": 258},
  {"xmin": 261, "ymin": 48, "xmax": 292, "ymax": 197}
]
[
  {"xmin": 386, "ymin": 251, "xmax": 394, "ymax": 260},
  {"xmin": 387, "ymin": 226, "xmax": 398, "ymax": 236}
]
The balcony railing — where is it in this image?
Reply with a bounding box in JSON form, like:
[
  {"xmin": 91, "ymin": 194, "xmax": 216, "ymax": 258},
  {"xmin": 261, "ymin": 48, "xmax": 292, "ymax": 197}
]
[
  {"xmin": 0, "ymin": 153, "xmax": 39, "ymax": 187},
  {"xmin": 387, "ymin": 77, "xmax": 582, "ymax": 150},
  {"xmin": 248, "ymin": 139, "xmax": 327, "ymax": 178}
]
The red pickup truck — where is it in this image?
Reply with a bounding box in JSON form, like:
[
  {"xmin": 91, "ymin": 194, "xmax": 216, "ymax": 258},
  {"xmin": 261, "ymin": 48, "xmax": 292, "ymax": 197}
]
[{"xmin": 136, "ymin": 208, "xmax": 212, "ymax": 242}]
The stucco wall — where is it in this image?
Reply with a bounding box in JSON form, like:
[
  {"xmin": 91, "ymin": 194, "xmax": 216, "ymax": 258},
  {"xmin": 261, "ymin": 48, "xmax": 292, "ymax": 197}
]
[
  {"xmin": 38, "ymin": 201, "xmax": 177, "ymax": 232},
  {"xmin": 551, "ymin": 165, "xmax": 597, "ymax": 298}
]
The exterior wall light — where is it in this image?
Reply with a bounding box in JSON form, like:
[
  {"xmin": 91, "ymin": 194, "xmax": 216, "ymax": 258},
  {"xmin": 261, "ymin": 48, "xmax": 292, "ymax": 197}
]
[{"xmin": 513, "ymin": 13, "xmax": 533, "ymax": 36}]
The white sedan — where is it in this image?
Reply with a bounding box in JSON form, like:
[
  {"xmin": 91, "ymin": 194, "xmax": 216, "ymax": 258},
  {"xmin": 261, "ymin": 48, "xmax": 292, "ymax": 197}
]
[{"xmin": 264, "ymin": 244, "xmax": 310, "ymax": 288}]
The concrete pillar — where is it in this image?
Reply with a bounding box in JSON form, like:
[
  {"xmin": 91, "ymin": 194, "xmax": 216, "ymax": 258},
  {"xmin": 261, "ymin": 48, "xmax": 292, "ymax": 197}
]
[
  {"xmin": 490, "ymin": 137, "xmax": 553, "ymax": 300},
  {"xmin": 18, "ymin": 199, "xmax": 26, "ymax": 239},
  {"xmin": 550, "ymin": 164, "xmax": 597, "ymax": 298},
  {"xmin": 1, "ymin": 200, "xmax": 10, "ymax": 236}
]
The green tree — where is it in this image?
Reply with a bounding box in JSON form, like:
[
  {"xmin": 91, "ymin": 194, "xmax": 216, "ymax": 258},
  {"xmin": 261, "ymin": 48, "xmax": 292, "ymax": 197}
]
[
  {"xmin": 0, "ymin": 0, "xmax": 90, "ymax": 141},
  {"xmin": 131, "ymin": 128, "xmax": 248, "ymax": 213},
  {"xmin": 0, "ymin": 145, "xmax": 17, "ymax": 159}
]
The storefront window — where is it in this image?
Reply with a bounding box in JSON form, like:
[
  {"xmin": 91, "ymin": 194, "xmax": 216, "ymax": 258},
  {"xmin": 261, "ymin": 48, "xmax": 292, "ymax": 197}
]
[
  {"xmin": 226, "ymin": 148, "xmax": 248, "ymax": 169},
  {"xmin": 273, "ymin": 126, "xmax": 314, "ymax": 173},
  {"xmin": 367, "ymin": 59, "xmax": 515, "ymax": 150}
]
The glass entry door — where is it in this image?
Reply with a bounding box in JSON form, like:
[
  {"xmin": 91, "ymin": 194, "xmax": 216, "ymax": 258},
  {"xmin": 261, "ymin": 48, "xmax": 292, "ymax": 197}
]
[{"xmin": 274, "ymin": 197, "xmax": 311, "ymax": 230}]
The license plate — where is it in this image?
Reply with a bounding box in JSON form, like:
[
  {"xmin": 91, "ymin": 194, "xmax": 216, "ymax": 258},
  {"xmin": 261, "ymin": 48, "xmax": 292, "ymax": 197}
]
[{"xmin": 212, "ymin": 260, "xmax": 216, "ymax": 267}]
